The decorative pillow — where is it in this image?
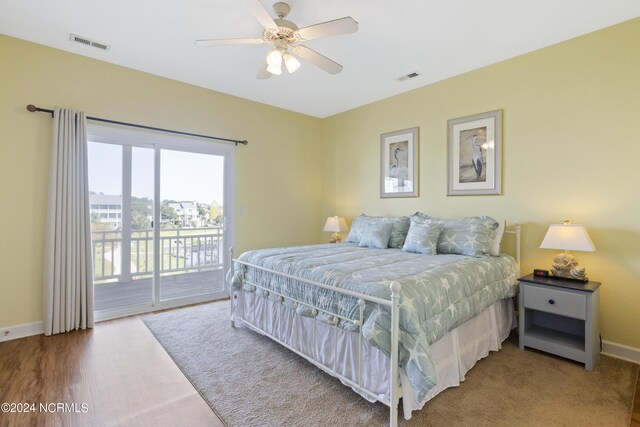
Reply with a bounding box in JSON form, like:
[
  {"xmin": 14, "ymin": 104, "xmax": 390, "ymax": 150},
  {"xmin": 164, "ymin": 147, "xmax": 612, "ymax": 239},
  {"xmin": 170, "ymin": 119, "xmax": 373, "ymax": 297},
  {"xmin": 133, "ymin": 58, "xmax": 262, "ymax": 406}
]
[
  {"xmin": 412, "ymin": 211, "xmax": 431, "ymax": 219},
  {"xmin": 345, "ymin": 215, "xmax": 373, "ymax": 243},
  {"xmin": 388, "ymin": 216, "xmax": 410, "ymax": 248},
  {"xmin": 402, "ymin": 217, "xmax": 444, "ymax": 255},
  {"xmin": 346, "ymin": 214, "xmax": 409, "ymax": 248},
  {"xmin": 436, "ymin": 216, "xmax": 499, "ymax": 256},
  {"xmin": 490, "ymin": 219, "xmax": 506, "ymax": 256},
  {"xmin": 359, "ymin": 222, "xmax": 394, "ymax": 249}
]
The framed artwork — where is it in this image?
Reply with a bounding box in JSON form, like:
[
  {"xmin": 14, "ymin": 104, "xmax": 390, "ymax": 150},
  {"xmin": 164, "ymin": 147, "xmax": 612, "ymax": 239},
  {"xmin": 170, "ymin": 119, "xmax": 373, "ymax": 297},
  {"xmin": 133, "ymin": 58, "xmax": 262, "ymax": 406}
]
[
  {"xmin": 380, "ymin": 127, "xmax": 419, "ymax": 198},
  {"xmin": 447, "ymin": 110, "xmax": 502, "ymax": 196}
]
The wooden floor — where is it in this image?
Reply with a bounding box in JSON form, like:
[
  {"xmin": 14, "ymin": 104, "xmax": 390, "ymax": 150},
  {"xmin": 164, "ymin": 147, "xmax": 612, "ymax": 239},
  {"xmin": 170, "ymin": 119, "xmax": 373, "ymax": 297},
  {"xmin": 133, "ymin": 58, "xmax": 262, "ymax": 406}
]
[
  {"xmin": 0, "ymin": 314, "xmax": 224, "ymax": 427},
  {"xmin": 94, "ymin": 269, "xmax": 224, "ymax": 311},
  {"xmin": 1, "ymin": 308, "xmax": 638, "ymax": 427}
]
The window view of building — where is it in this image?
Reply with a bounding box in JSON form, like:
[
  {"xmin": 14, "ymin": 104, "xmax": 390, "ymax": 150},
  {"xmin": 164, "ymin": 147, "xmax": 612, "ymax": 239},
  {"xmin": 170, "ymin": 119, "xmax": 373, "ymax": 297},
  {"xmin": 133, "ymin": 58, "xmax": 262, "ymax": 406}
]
[
  {"xmin": 90, "ymin": 194, "xmax": 223, "ymax": 231},
  {"xmin": 89, "ymin": 194, "xmax": 123, "ymax": 228}
]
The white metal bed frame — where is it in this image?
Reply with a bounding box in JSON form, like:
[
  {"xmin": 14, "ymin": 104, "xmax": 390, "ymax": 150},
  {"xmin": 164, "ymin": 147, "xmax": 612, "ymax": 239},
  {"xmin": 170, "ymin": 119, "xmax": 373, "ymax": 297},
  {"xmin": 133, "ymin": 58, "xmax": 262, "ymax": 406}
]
[{"xmin": 229, "ymin": 224, "xmax": 520, "ymax": 427}]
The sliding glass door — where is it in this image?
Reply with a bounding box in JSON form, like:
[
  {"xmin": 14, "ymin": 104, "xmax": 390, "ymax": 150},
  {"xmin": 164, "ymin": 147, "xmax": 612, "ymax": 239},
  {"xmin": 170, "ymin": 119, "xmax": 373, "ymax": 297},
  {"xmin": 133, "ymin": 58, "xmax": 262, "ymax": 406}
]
[
  {"xmin": 158, "ymin": 149, "xmax": 226, "ymax": 301},
  {"xmin": 87, "ymin": 126, "xmax": 234, "ymax": 320}
]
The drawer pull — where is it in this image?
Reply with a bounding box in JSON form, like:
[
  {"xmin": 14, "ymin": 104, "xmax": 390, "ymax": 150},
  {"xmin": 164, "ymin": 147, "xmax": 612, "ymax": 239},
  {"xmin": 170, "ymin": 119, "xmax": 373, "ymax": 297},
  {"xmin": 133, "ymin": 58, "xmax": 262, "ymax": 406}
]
[{"xmin": 548, "ymin": 299, "xmax": 555, "ymax": 305}]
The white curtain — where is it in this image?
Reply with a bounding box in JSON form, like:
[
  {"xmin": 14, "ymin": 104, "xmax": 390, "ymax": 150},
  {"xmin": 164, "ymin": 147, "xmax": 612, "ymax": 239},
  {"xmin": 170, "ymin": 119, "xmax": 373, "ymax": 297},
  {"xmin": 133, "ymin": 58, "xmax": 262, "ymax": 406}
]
[{"xmin": 43, "ymin": 108, "xmax": 94, "ymax": 335}]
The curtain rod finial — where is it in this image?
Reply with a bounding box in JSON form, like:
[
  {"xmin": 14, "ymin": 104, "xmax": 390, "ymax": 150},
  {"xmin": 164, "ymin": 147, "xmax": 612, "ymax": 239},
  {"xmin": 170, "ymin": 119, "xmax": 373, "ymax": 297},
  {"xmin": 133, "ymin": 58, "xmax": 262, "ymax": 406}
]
[{"xmin": 26, "ymin": 104, "xmax": 38, "ymax": 112}]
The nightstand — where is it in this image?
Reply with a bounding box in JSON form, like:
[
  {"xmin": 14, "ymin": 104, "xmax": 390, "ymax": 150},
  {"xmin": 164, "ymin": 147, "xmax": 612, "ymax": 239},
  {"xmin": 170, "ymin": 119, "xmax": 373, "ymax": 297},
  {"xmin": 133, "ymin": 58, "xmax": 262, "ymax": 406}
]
[{"xmin": 518, "ymin": 274, "xmax": 601, "ymax": 370}]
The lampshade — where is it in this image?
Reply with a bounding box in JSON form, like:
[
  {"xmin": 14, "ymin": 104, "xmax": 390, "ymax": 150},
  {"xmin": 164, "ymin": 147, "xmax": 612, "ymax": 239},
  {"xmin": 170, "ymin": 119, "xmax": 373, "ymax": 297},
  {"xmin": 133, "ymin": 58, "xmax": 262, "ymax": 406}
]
[
  {"xmin": 323, "ymin": 216, "xmax": 348, "ymax": 233},
  {"xmin": 266, "ymin": 49, "xmax": 283, "ymax": 75},
  {"xmin": 539, "ymin": 222, "xmax": 596, "ymax": 252},
  {"xmin": 283, "ymin": 53, "xmax": 301, "ymax": 73}
]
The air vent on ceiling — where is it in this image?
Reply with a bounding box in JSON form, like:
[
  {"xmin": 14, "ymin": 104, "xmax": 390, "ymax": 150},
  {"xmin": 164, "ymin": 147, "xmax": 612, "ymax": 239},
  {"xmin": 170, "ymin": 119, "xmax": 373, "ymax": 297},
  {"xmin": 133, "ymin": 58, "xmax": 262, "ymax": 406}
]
[
  {"xmin": 69, "ymin": 33, "xmax": 110, "ymax": 51},
  {"xmin": 397, "ymin": 71, "xmax": 421, "ymax": 82}
]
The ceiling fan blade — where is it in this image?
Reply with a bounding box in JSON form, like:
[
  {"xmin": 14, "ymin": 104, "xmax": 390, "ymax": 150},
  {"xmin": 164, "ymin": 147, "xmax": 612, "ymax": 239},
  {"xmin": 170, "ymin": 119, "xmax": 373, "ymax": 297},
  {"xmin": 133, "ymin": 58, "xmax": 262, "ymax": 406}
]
[
  {"xmin": 195, "ymin": 38, "xmax": 266, "ymax": 46},
  {"xmin": 296, "ymin": 17, "xmax": 358, "ymax": 41},
  {"xmin": 240, "ymin": 0, "xmax": 278, "ymax": 32},
  {"xmin": 294, "ymin": 45, "xmax": 343, "ymax": 74},
  {"xmin": 257, "ymin": 62, "xmax": 272, "ymax": 79},
  {"xmin": 256, "ymin": 51, "xmax": 272, "ymax": 79}
]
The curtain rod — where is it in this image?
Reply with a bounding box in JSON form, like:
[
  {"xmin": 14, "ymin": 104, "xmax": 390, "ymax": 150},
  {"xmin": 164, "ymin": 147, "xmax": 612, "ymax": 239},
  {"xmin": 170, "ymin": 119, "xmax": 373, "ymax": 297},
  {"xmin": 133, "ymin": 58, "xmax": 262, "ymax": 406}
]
[{"xmin": 26, "ymin": 104, "xmax": 248, "ymax": 146}]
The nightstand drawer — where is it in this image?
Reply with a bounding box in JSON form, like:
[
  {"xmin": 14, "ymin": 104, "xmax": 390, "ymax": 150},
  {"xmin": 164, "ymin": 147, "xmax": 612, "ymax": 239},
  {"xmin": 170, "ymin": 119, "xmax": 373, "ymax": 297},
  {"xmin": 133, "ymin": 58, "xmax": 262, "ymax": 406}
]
[{"xmin": 523, "ymin": 285, "xmax": 586, "ymax": 320}]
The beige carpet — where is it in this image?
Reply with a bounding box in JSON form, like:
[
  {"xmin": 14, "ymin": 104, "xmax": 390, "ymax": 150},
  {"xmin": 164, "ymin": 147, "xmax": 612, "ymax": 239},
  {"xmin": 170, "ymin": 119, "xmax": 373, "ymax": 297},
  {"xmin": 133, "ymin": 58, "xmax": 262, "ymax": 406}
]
[{"xmin": 143, "ymin": 302, "xmax": 638, "ymax": 427}]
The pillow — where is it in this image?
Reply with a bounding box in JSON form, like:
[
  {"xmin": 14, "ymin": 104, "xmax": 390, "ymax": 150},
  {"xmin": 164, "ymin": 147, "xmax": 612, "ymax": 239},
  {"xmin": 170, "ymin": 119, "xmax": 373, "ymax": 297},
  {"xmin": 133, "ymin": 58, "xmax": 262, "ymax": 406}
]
[
  {"xmin": 346, "ymin": 214, "xmax": 410, "ymax": 248},
  {"xmin": 359, "ymin": 222, "xmax": 394, "ymax": 249},
  {"xmin": 490, "ymin": 219, "xmax": 506, "ymax": 256},
  {"xmin": 345, "ymin": 215, "xmax": 374, "ymax": 243},
  {"xmin": 388, "ymin": 216, "xmax": 410, "ymax": 248},
  {"xmin": 436, "ymin": 216, "xmax": 499, "ymax": 256},
  {"xmin": 402, "ymin": 217, "xmax": 444, "ymax": 255},
  {"xmin": 412, "ymin": 211, "xmax": 430, "ymax": 219}
]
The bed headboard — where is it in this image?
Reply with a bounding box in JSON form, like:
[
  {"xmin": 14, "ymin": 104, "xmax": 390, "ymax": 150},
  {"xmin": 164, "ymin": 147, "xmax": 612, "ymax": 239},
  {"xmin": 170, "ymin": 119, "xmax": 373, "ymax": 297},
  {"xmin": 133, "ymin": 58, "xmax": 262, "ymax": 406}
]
[{"xmin": 503, "ymin": 223, "xmax": 521, "ymax": 267}]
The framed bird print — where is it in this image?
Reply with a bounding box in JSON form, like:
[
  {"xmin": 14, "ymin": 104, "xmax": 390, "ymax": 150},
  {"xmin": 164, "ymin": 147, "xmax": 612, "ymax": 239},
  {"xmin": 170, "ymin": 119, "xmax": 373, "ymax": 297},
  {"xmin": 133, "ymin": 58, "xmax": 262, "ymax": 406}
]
[
  {"xmin": 380, "ymin": 127, "xmax": 419, "ymax": 198},
  {"xmin": 447, "ymin": 110, "xmax": 502, "ymax": 196}
]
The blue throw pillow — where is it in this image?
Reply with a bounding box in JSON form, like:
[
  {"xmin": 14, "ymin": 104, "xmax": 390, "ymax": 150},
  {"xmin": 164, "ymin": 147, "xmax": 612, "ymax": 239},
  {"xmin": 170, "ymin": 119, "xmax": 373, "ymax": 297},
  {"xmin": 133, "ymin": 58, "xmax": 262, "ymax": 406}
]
[
  {"xmin": 359, "ymin": 222, "xmax": 394, "ymax": 249},
  {"xmin": 388, "ymin": 216, "xmax": 410, "ymax": 249},
  {"xmin": 346, "ymin": 214, "xmax": 409, "ymax": 248},
  {"xmin": 402, "ymin": 217, "xmax": 444, "ymax": 255},
  {"xmin": 436, "ymin": 216, "xmax": 499, "ymax": 256}
]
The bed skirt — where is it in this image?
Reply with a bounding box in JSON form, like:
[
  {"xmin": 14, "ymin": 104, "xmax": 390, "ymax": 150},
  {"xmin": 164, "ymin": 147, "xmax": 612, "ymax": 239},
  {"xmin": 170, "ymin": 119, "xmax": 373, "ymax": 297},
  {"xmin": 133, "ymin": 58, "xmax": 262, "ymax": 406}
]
[{"xmin": 233, "ymin": 291, "xmax": 515, "ymax": 419}]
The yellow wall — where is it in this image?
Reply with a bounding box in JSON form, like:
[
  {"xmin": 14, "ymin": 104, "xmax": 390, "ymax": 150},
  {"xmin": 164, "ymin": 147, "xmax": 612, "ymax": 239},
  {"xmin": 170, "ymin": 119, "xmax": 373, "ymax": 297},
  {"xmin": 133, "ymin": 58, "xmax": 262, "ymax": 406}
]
[
  {"xmin": 321, "ymin": 18, "xmax": 640, "ymax": 348},
  {"xmin": 0, "ymin": 35, "xmax": 323, "ymax": 328}
]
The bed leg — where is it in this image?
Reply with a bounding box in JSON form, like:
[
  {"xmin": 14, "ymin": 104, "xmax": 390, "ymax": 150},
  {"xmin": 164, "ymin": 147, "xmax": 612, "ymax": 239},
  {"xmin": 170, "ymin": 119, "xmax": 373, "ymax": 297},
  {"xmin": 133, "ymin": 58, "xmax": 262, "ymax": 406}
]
[
  {"xmin": 230, "ymin": 247, "xmax": 235, "ymax": 328},
  {"xmin": 230, "ymin": 292, "xmax": 236, "ymax": 329},
  {"xmin": 389, "ymin": 281, "xmax": 401, "ymax": 427}
]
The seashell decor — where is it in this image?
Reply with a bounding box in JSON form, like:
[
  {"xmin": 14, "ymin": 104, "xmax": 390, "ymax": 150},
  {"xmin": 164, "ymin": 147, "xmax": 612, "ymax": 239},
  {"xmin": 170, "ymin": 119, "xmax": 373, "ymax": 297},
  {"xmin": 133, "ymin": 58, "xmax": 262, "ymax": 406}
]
[{"xmin": 550, "ymin": 253, "xmax": 587, "ymax": 280}]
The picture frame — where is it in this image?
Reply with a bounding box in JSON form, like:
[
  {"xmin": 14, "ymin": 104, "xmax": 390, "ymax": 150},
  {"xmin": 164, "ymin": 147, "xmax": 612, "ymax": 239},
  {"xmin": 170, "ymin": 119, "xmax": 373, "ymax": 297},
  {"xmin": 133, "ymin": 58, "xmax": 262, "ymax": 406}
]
[
  {"xmin": 447, "ymin": 110, "xmax": 502, "ymax": 196},
  {"xmin": 380, "ymin": 127, "xmax": 419, "ymax": 198}
]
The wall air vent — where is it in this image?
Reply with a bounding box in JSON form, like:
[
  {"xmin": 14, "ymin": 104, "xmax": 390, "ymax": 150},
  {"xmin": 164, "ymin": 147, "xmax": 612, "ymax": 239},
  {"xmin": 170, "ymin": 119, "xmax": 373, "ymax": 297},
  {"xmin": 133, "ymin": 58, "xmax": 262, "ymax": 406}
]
[
  {"xmin": 397, "ymin": 71, "xmax": 421, "ymax": 82},
  {"xmin": 69, "ymin": 34, "xmax": 110, "ymax": 51}
]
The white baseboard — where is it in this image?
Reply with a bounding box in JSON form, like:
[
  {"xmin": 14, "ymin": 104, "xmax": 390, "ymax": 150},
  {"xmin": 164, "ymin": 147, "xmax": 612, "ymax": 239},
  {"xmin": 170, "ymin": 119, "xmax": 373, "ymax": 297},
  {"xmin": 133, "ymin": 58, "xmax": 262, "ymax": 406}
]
[
  {"xmin": 0, "ymin": 321, "xmax": 44, "ymax": 342},
  {"xmin": 601, "ymin": 340, "xmax": 640, "ymax": 364}
]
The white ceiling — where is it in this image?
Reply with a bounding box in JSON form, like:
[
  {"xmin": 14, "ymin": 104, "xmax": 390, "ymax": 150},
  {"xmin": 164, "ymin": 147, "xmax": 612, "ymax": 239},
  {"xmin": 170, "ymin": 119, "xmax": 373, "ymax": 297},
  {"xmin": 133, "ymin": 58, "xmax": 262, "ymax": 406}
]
[{"xmin": 1, "ymin": 1, "xmax": 638, "ymax": 118}]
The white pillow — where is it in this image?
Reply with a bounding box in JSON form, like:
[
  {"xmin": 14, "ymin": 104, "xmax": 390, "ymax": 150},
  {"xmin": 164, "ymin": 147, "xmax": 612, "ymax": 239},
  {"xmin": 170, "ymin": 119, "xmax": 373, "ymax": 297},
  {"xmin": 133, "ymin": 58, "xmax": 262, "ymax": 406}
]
[{"xmin": 490, "ymin": 219, "xmax": 506, "ymax": 256}]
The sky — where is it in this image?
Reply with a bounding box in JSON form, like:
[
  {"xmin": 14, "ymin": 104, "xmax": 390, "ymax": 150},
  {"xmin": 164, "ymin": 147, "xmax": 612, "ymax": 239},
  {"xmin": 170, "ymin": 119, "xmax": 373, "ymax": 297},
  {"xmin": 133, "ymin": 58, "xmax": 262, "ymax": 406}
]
[{"xmin": 87, "ymin": 141, "xmax": 224, "ymax": 204}]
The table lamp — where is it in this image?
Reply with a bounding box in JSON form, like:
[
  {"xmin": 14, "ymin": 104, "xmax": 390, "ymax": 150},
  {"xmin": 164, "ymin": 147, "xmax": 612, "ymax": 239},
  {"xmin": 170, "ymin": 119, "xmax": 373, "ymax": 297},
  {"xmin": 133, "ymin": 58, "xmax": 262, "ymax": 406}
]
[
  {"xmin": 323, "ymin": 216, "xmax": 348, "ymax": 243},
  {"xmin": 539, "ymin": 220, "xmax": 596, "ymax": 282}
]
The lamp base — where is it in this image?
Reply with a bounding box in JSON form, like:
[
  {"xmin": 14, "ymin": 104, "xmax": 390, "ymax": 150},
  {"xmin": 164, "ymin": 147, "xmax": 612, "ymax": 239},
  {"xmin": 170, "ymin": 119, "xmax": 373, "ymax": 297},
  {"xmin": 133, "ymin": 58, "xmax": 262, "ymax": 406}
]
[
  {"xmin": 329, "ymin": 232, "xmax": 343, "ymax": 243},
  {"xmin": 550, "ymin": 252, "xmax": 588, "ymax": 282}
]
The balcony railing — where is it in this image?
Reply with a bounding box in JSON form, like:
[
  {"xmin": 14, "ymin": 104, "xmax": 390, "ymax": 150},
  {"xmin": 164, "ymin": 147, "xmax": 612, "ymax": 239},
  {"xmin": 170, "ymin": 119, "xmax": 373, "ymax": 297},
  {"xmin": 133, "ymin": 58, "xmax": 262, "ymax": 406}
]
[{"xmin": 91, "ymin": 226, "xmax": 223, "ymax": 282}]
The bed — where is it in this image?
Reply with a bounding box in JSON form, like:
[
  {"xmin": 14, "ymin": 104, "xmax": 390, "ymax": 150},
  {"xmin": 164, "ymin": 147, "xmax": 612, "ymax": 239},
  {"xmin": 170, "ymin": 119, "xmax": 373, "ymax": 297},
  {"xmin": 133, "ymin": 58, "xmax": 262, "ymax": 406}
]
[{"xmin": 226, "ymin": 215, "xmax": 520, "ymax": 426}]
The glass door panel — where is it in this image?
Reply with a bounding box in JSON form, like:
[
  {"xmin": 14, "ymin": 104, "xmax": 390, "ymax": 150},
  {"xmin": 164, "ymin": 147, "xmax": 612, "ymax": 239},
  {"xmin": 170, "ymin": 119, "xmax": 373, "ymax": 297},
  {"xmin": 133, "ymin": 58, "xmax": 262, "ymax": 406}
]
[
  {"xmin": 88, "ymin": 141, "xmax": 155, "ymax": 312},
  {"xmin": 158, "ymin": 149, "xmax": 225, "ymax": 301}
]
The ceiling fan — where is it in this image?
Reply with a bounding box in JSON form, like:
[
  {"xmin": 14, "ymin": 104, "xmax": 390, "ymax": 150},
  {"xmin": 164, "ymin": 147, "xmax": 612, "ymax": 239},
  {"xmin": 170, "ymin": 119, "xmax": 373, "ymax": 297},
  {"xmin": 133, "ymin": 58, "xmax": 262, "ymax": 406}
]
[{"xmin": 196, "ymin": 1, "xmax": 358, "ymax": 78}]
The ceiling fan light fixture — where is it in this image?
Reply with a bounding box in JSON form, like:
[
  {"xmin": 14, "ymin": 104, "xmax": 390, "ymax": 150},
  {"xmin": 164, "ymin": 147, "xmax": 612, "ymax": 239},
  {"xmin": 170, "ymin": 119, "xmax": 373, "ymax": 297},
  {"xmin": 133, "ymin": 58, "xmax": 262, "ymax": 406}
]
[
  {"xmin": 266, "ymin": 49, "xmax": 283, "ymax": 66},
  {"xmin": 283, "ymin": 53, "xmax": 301, "ymax": 73},
  {"xmin": 266, "ymin": 49, "xmax": 283, "ymax": 75},
  {"xmin": 267, "ymin": 64, "xmax": 282, "ymax": 75}
]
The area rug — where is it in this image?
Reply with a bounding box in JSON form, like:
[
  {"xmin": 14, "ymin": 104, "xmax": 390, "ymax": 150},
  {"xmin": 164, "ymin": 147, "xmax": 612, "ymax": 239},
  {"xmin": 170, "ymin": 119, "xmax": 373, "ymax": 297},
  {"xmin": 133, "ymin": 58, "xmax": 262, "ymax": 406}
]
[{"xmin": 143, "ymin": 302, "xmax": 638, "ymax": 426}]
